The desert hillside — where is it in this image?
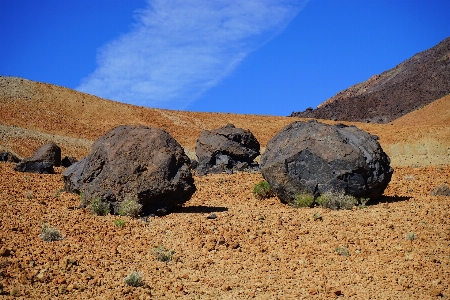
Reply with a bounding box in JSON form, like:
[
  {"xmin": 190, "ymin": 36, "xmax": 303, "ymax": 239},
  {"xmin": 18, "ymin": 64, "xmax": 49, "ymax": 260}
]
[
  {"xmin": 1, "ymin": 76, "xmax": 449, "ymax": 167},
  {"xmin": 291, "ymin": 37, "xmax": 450, "ymax": 123},
  {"xmin": 0, "ymin": 76, "xmax": 449, "ymax": 299}
]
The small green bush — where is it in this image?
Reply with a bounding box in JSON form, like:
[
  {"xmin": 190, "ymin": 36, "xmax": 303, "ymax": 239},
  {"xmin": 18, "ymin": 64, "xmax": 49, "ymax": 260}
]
[
  {"xmin": 152, "ymin": 246, "xmax": 175, "ymax": 262},
  {"xmin": 312, "ymin": 212, "xmax": 323, "ymax": 221},
  {"xmin": 404, "ymin": 232, "xmax": 417, "ymax": 242},
  {"xmin": 316, "ymin": 191, "xmax": 358, "ymax": 210},
  {"xmin": 253, "ymin": 180, "xmax": 273, "ymax": 200},
  {"xmin": 88, "ymin": 197, "xmax": 110, "ymax": 216},
  {"xmin": 124, "ymin": 271, "xmax": 143, "ymax": 287},
  {"xmin": 40, "ymin": 223, "xmax": 63, "ymax": 242},
  {"xmin": 114, "ymin": 219, "xmax": 126, "ymax": 227},
  {"xmin": 358, "ymin": 197, "xmax": 370, "ymax": 209},
  {"xmin": 316, "ymin": 193, "xmax": 330, "ymax": 207},
  {"xmin": 117, "ymin": 198, "xmax": 142, "ymax": 217},
  {"xmin": 79, "ymin": 192, "xmax": 88, "ymax": 207},
  {"xmin": 24, "ymin": 190, "xmax": 33, "ymax": 199},
  {"xmin": 291, "ymin": 193, "xmax": 315, "ymax": 208},
  {"xmin": 335, "ymin": 245, "xmax": 350, "ymax": 256}
]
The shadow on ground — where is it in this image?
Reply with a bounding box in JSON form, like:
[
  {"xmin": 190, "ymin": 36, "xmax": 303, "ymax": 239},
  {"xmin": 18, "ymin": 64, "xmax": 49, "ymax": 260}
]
[
  {"xmin": 370, "ymin": 195, "xmax": 411, "ymax": 205},
  {"xmin": 174, "ymin": 205, "xmax": 229, "ymax": 214}
]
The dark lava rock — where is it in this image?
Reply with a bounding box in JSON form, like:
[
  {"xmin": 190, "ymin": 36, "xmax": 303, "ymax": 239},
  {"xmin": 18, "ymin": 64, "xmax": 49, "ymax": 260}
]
[
  {"xmin": 13, "ymin": 143, "xmax": 61, "ymax": 174},
  {"xmin": 261, "ymin": 120, "xmax": 393, "ymax": 203},
  {"xmin": 195, "ymin": 124, "xmax": 260, "ymax": 175},
  {"xmin": 430, "ymin": 184, "xmax": 450, "ymax": 196},
  {"xmin": 61, "ymin": 156, "xmax": 78, "ymax": 168},
  {"xmin": 63, "ymin": 125, "xmax": 196, "ymax": 215},
  {"xmin": 0, "ymin": 152, "xmax": 20, "ymax": 163}
]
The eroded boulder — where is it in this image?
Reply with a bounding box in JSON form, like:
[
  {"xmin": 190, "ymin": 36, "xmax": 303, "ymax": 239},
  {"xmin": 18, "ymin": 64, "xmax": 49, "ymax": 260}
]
[
  {"xmin": 195, "ymin": 124, "xmax": 260, "ymax": 175},
  {"xmin": 63, "ymin": 125, "xmax": 196, "ymax": 215},
  {"xmin": 14, "ymin": 143, "xmax": 61, "ymax": 174},
  {"xmin": 261, "ymin": 120, "xmax": 393, "ymax": 203}
]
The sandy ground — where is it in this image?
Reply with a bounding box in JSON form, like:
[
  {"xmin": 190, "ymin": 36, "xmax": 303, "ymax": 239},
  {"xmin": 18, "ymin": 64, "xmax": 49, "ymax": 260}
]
[{"xmin": 0, "ymin": 162, "xmax": 449, "ymax": 299}]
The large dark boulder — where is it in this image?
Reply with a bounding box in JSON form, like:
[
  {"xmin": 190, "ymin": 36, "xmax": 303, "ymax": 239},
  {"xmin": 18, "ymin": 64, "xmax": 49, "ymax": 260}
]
[
  {"xmin": 0, "ymin": 152, "xmax": 20, "ymax": 163},
  {"xmin": 195, "ymin": 124, "xmax": 260, "ymax": 175},
  {"xmin": 261, "ymin": 120, "xmax": 393, "ymax": 203},
  {"xmin": 14, "ymin": 143, "xmax": 61, "ymax": 174},
  {"xmin": 63, "ymin": 125, "xmax": 196, "ymax": 215}
]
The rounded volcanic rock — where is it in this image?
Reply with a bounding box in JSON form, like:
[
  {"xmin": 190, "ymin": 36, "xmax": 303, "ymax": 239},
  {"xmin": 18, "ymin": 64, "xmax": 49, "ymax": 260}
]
[
  {"xmin": 261, "ymin": 120, "xmax": 393, "ymax": 203},
  {"xmin": 13, "ymin": 143, "xmax": 61, "ymax": 174},
  {"xmin": 63, "ymin": 125, "xmax": 196, "ymax": 215},
  {"xmin": 195, "ymin": 123, "xmax": 260, "ymax": 175}
]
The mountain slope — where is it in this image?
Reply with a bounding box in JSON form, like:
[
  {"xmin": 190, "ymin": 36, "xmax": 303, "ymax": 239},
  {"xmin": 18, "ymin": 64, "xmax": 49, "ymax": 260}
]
[
  {"xmin": 1, "ymin": 76, "xmax": 448, "ymax": 166},
  {"xmin": 291, "ymin": 37, "xmax": 450, "ymax": 123},
  {"xmin": 0, "ymin": 76, "xmax": 297, "ymax": 158}
]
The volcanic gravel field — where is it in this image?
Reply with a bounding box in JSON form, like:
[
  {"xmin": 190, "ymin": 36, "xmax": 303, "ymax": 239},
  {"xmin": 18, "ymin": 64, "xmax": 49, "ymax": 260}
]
[
  {"xmin": 0, "ymin": 163, "xmax": 449, "ymax": 299},
  {"xmin": 0, "ymin": 76, "xmax": 449, "ymax": 299}
]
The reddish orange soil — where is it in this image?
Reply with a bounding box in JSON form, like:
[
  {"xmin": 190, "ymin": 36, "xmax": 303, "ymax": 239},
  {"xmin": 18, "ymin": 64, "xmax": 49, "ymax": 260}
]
[
  {"xmin": 1, "ymin": 76, "xmax": 449, "ymax": 298},
  {"xmin": 1, "ymin": 76, "xmax": 449, "ymax": 166},
  {"xmin": 0, "ymin": 163, "xmax": 449, "ymax": 299}
]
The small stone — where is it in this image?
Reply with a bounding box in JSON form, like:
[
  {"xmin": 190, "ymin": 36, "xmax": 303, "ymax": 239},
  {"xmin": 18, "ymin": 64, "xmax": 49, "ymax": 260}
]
[
  {"xmin": 206, "ymin": 213, "xmax": 217, "ymax": 219},
  {"xmin": 430, "ymin": 288, "xmax": 443, "ymax": 297},
  {"xmin": 54, "ymin": 274, "xmax": 66, "ymax": 284},
  {"xmin": 10, "ymin": 286, "xmax": 21, "ymax": 296},
  {"xmin": 222, "ymin": 285, "xmax": 231, "ymax": 291},
  {"xmin": 204, "ymin": 241, "xmax": 216, "ymax": 251},
  {"xmin": 0, "ymin": 247, "xmax": 11, "ymax": 257},
  {"xmin": 231, "ymin": 242, "xmax": 240, "ymax": 249},
  {"xmin": 36, "ymin": 269, "xmax": 47, "ymax": 281},
  {"xmin": 58, "ymin": 284, "xmax": 67, "ymax": 294},
  {"xmin": 308, "ymin": 288, "xmax": 318, "ymax": 295},
  {"xmin": 217, "ymin": 236, "xmax": 226, "ymax": 245}
]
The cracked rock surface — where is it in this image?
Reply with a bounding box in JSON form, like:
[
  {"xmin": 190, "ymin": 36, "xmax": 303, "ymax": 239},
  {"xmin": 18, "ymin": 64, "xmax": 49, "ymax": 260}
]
[
  {"xmin": 63, "ymin": 125, "xmax": 196, "ymax": 215},
  {"xmin": 261, "ymin": 120, "xmax": 393, "ymax": 203},
  {"xmin": 195, "ymin": 124, "xmax": 260, "ymax": 175}
]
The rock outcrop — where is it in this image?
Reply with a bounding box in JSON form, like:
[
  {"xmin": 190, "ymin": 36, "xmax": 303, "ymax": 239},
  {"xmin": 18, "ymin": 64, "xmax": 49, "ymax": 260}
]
[
  {"xmin": 195, "ymin": 124, "xmax": 260, "ymax": 175},
  {"xmin": 63, "ymin": 125, "xmax": 196, "ymax": 215},
  {"xmin": 290, "ymin": 37, "xmax": 450, "ymax": 123},
  {"xmin": 261, "ymin": 120, "xmax": 393, "ymax": 203},
  {"xmin": 14, "ymin": 143, "xmax": 61, "ymax": 174}
]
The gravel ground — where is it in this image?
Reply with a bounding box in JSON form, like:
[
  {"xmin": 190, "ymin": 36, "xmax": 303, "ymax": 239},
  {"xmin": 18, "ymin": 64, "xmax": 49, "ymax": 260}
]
[{"xmin": 0, "ymin": 163, "xmax": 449, "ymax": 299}]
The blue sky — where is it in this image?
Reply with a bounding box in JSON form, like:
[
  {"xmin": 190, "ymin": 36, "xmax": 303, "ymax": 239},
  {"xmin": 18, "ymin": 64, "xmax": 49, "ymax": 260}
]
[{"xmin": 1, "ymin": 0, "xmax": 449, "ymax": 116}]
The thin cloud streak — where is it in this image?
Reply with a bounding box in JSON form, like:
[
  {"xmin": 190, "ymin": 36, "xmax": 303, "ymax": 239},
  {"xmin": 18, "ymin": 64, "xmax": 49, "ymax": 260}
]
[{"xmin": 77, "ymin": 0, "xmax": 305, "ymax": 108}]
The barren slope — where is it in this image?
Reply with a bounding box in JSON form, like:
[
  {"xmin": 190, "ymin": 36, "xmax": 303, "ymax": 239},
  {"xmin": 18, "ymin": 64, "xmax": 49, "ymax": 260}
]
[{"xmin": 1, "ymin": 75, "xmax": 449, "ymax": 167}]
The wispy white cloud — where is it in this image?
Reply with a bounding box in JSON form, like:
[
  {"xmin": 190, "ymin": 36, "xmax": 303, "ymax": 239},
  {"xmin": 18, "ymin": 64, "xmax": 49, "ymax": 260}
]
[{"xmin": 77, "ymin": 0, "xmax": 305, "ymax": 108}]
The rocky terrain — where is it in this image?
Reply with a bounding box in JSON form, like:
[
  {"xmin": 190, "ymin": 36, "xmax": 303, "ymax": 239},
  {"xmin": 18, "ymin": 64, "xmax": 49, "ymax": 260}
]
[
  {"xmin": 290, "ymin": 37, "xmax": 450, "ymax": 123},
  {"xmin": 0, "ymin": 76, "xmax": 449, "ymax": 299}
]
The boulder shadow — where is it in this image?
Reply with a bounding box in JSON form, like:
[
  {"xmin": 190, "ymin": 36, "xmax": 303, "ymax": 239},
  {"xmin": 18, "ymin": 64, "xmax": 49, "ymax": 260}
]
[
  {"xmin": 174, "ymin": 205, "xmax": 228, "ymax": 214},
  {"xmin": 370, "ymin": 195, "xmax": 411, "ymax": 205}
]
